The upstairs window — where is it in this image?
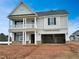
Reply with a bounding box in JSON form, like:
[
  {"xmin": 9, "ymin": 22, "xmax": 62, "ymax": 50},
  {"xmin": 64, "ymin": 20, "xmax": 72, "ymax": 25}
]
[{"xmin": 48, "ymin": 17, "xmax": 56, "ymax": 25}]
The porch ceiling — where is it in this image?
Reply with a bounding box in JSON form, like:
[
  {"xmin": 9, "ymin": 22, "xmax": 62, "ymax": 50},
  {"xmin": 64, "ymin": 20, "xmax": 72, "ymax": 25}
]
[{"xmin": 8, "ymin": 14, "xmax": 38, "ymax": 20}]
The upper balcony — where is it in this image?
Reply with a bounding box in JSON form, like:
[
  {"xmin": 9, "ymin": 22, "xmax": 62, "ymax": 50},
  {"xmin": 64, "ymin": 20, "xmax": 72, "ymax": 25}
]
[{"xmin": 8, "ymin": 15, "xmax": 37, "ymax": 30}]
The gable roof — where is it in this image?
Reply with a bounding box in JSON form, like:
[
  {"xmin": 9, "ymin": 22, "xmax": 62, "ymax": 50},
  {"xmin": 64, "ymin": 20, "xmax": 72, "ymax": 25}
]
[
  {"xmin": 9, "ymin": 2, "xmax": 34, "ymax": 15},
  {"xmin": 8, "ymin": 2, "xmax": 68, "ymax": 17},
  {"xmin": 36, "ymin": 10, "xmax": 68, "ymax": 16}
]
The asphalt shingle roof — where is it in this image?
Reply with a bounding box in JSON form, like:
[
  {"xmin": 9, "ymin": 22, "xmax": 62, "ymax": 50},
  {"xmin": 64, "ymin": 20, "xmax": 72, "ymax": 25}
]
[
  {"xmin": 8, "ymin": 10, "xmax": 68, "ymax": 17},
  {"xmin": 36, "ymin": 10, "xmax": 68, "ymax": 16}
]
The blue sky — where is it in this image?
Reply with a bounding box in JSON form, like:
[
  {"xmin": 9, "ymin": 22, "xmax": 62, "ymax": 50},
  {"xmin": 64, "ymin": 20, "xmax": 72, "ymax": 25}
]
[{"xmin": 0, "ymin": 0, "xmax": 79, "ymax": 36}]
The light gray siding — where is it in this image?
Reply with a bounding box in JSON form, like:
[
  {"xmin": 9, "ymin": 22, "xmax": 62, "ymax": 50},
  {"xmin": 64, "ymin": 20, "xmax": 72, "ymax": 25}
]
[
  {"xmin": 36, "ymin": 32, "xmax": 41, "ymax": 41},
  {"xmin": 60, "ymin": 16, "xmax": 68, "ymax": 28},
  {"xmin": 37, "ymin": 15, "xmax": 67, "ymax": 30},
  {"xmin": 37, "ymin": 18, "xmax": 44, "ymax": 29},
  {"xmin": 43, "ymin": 16, "xmax": 61, "ymax": 29},
  {"xmin": 26, "ymin": 33, "xmax": 30, "ymax": 41}
]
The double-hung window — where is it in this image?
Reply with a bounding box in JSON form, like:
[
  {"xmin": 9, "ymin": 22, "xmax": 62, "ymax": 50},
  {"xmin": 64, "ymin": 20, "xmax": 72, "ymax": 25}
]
[{"xmin": 48, "ymin": 17, "xmax": 56, "ymax": 25}]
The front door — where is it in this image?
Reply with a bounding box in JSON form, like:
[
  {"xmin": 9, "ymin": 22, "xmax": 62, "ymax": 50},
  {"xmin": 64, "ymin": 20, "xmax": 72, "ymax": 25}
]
[{"xmin": 31, "ymin": 34, "xmax": 35, "ymax": 44}]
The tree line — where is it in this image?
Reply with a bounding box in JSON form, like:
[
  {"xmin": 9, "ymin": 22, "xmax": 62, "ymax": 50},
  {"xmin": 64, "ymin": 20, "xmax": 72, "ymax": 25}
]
[{"xmin": 0, "ymin": 33, "xmax": 8, "ymax": 41}]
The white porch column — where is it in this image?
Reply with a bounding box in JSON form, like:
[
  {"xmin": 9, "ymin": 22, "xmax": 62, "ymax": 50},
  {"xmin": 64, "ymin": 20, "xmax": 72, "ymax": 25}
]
[
  {"xmin": 10, "ymin": 20, "xmax": 14, "ymax": 29},
  {"xmin": 12, "ymin": 33, "xmax": 14, "ymax": 41},
  {"xmin": 22, "ymin": 32, "xmax": 25, "ymax": 45},
  {"xmin": 8, "ymin": 32, "xmax": 10, "ymax": 45},
  {"xmin": 23, "ymin": 18, "xmax": 25, "ymax": 28},
  {"xmin": 35, "ymin": 30, "xmax": 37, "ymax": 44},
  {"xmin": 25, "ymin": 18, "xmax": 27, "ymax": 28},
  {"xmin": 9, "ymin": 19, "xmax": 11, "ymax": 29},
  {"xmin": 8, "ymin": 19, "xmax": 10, "ymax": 45},
  {"xmin": 11, "ymin": 20, "xmax": 13, "ymax": 29},
  {"xmin": 25, "ymin": 32, "xmax": 27, "ymax": 45},
  {"xmin": 34, "ymin": 17, "xmax": 37, "ymax": 28}
]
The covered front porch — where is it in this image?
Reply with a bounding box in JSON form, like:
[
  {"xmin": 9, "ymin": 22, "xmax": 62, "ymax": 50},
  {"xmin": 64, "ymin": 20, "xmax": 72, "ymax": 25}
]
[
  {"xmin": 8, "ymin": 14, "xmax": 38, "ymax": 45},
  {"xmin": 8, "ymin": 31, "xmax": 37, "ymax": 45}
]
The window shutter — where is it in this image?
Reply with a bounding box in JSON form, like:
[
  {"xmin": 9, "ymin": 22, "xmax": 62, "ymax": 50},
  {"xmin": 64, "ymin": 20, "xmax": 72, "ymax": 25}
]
[
  {"xmin": 54, "ymin": 17, "xmax": 56, "ymax": 25},
  {"xmin": 48, "ymin": 18, "xmax": 50, "ymax": 25}
]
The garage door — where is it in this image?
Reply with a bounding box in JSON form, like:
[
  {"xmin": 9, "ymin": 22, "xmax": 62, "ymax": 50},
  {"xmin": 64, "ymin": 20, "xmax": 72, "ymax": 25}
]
[{"xmin": 42, "ymin": 34, "xmax": 65, "ymax": 44}]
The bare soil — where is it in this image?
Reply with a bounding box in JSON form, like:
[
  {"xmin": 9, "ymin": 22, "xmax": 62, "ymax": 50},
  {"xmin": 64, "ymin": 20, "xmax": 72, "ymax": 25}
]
[{"xmin": 0, "ymin": 43, "xmax": 79, "ymax": 59}]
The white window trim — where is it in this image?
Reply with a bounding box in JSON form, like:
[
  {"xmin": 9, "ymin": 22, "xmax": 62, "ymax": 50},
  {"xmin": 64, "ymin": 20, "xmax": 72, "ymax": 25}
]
[{"xmin": 48, "ymin": 17, "xmax": 56, "ymax": 25}]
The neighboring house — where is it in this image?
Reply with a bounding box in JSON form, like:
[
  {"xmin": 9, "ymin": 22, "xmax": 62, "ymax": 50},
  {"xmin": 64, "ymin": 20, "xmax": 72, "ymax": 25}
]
[
  {"xmin": 69, "ymin": 30, "xmax": 79, "ymax": 41},
  {"xmin": 8, "ymin": 2, "xmax": 68, "ymax": 45}
]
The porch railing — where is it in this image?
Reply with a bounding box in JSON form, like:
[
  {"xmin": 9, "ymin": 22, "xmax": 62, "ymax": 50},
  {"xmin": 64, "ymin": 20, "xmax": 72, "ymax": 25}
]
[{"xmin": 10, "ymin": 23, "xmax": 35, "ymax": 29}]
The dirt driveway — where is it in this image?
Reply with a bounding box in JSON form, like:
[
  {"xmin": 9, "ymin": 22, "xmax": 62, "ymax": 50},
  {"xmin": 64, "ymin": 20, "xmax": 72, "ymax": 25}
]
[{"xmin": 0, "ymin": 44, "xmax": 79, "ymax": 59}]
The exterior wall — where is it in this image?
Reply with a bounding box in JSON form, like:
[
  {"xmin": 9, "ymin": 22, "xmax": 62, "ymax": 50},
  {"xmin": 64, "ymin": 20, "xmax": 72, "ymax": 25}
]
[
  {"xmin": 37, "ymin": 17, "xmax": 44, "ymax": 29},
  {"xmin": 38, "ymin": 29, "xmax": 67, "ymax": 34},
  {"xmin": 60, "ymin": 16, "xmax": 68, "ymax": 28},
  {"xmin": 26, "ymin": 32, "xmax": 31, "ymax": 43},
  {"xmin": 37, "ymin": 15, "xmax": 68, "ymax": 30},
  {"xmin": 43, "ymin": 16, "xmax": 61, "ymax": 29},
  {"xmin": 36, "ymin": 32, "xmax": 41, "ymax": 44}
]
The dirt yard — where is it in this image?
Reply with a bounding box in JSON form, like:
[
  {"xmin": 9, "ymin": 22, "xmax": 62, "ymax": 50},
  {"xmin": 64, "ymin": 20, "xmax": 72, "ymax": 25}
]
[{"xmin": 0, "ymin": 43, "xmax": 79, "ymax": 59}]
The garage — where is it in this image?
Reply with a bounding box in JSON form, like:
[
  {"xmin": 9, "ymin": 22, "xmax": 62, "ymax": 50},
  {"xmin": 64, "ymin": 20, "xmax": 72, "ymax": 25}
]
[{"xmin": 41, "ymin": 34, "xmax": 65, "ymax": 44}]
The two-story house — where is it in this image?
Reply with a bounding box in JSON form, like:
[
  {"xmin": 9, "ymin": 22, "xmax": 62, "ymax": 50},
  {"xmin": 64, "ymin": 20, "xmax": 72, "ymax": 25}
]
[{"xmin": 8, "ymin": 2, "xmax": 68, "ymax": 45}]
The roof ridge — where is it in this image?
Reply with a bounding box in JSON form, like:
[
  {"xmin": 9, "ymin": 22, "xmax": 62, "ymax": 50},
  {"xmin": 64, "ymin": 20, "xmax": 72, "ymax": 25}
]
[{"xmin": 36, "ymin": 10, "xmax": 67, "ymax": 13}]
